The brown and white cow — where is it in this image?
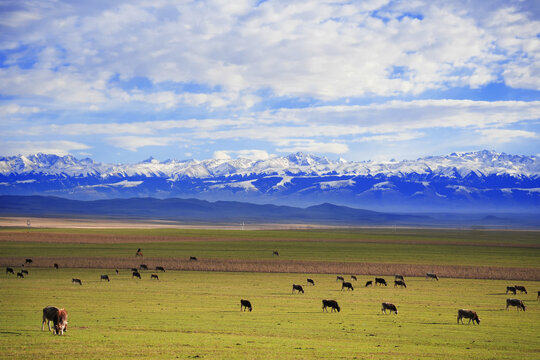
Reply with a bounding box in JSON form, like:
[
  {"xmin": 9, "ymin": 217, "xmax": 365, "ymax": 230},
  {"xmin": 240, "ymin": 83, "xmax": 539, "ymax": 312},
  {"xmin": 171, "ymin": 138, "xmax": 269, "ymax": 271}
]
[
  {"xmin": 322, "ymin": 300, "xmax": 340, "ymax": 312},
  {"xmin": 381, "ymin": 302, "xmax": 398, "ymax": 314},
  {"xmin": 457, "ymin": 309, "xmax": 480, "ymax": 325},
  {"xmin": 506, "ymin": 298, "xmax": 526, "ymax": 311},
  {"xmin": 42, "ymin": 306, "xmax": 68, "ymax": 335}
]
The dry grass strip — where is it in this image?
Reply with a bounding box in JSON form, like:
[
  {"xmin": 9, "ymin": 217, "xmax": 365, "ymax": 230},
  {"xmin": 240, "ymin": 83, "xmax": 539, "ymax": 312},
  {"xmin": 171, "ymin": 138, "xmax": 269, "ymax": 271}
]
[
  {"xmin": 2, "ymin": 256, "xmax": 539, "ymax": 281},
  {"xmin": 1, "ymin": 231, "xmax": 538, "ymax": 248}
]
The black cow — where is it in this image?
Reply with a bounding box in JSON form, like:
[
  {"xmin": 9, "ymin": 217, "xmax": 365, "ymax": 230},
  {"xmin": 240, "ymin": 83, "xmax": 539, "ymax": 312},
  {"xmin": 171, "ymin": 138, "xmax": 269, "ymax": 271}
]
[
  {"xmin": 292, "ymin": 284, "xmax": 304, "ymax": 294},
  {"xmin": 21, "ymin": 269, "xmax": 28, "ymax": 275},
  {"xmin": 336, "ymin": 276, "xmax": 344, "ymax": 282},
  {"xmin": 506, "ymin": 286, "xmax": 517, "ymax": 295},
  {"xmin": 365, "ymin": 280, "xmax": 373, "ymax": 287},
  {"xmin": 506, "ymin": 298, "xmax": 526, "ymax": 311},
  {"xmin": 139, "ymin": 264, "xmax": 148, "ymax": 270},
  {"xmin": 457, "ymin": 309, "xmax": 480, "ymax": 325},
  {"xmin": 381, "ymin": 302, "xmax": 398, "ymax": 314},
  {"xmin": 351, "ymin": 275, "xmax": 357, "ymax": 281},
  {"xmin": 17, "ymin": 272, "xmax": 24, "ymax": 278},
  {"xmin": 25, "ymin": 258, "xmax": 32, "ymax": 264},
  {"xmin": 322, "ymin": 300, "xmax": 340, "ymax": 312},
  {"xmin": 54, "ymin": 263, "xmax": 59, "ymax": 269},
  {"xmin": 341, "ymin": 282, "xmax": 354, "ymax": 291},
  {"xmin": 307, "ymin": 278, "xmax": 315, "ymax": 286},
  {"xmin": 115, "ymin": 269, "xmax": 119, "ymax": 274},
  {"xmin": 426, "ymin": 273, "xmax": 439, "ymax": 281},
  {"xmin": 394, "ymin": 280, "xmax": 407, "ymax": 288},
  {"xmin": 72, "ymin": 278, "xmax": 82, "ymax": 285},
  {"xmin": 240, "ymin": 299, "xmax": 252, "ymax": 312},
  {"xmin": 395, "ymin": 274, "xmax": 404, "ymax": 281},
  {"xmin": 156, "ymin": 266, "xmax": 165, "ymax": 272},
  {"xmin": 6, "ymin": 267, "xmax": 14, "ymax": 275},
  {"xmin": 132, "ymin": 271, "xmax": 141, "ymax": 279},
  {"xmin": 100, "ymin": 274, "xmax": 110, "ymax": 282},
  {"xmin": 190, "ymin": 257, "xmax": 197, "ymax": 261},
  {"xmin": 514, "ymin": 285, "xmax": 527, "ymax": 294},
  {"xmin": 150, "ymin": 274, "xmax": 159, "ymax": 280},
  {"xmin": 272, "ymin": 251, "xmax": 279, "ymax": 256},
  {"xmin": 375, "ymin": 278, "xmax": 387, "ymax": 286}
]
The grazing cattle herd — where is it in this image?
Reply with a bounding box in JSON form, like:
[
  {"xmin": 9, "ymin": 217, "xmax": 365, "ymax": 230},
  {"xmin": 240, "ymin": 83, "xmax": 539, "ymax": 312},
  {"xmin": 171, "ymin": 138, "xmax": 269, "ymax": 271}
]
[{"xmin": 4, "ymin": 251, "xmax": 537, "ymax": 337}]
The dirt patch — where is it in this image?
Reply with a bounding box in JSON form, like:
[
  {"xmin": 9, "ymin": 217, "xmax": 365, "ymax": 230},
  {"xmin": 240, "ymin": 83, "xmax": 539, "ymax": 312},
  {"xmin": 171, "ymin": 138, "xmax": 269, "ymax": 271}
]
[{"xmin": 2, "ymin": 256, "xmax": 539, "ymax": 281}]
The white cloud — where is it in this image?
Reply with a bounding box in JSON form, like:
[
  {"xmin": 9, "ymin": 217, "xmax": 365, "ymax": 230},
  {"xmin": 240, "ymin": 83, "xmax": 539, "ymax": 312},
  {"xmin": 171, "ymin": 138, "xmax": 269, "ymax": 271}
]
[
  {"xmin": 106, "ymin": 136, "xmax": 177, "ymax": 151},
  {"xmin": 276, "ymin": 139, "xmax": 349, "ymax": 154},
  {"xmin": 0, "ymin": 104, "xmax": 40, "ymax": 116},
  {"xmin": 0, "ymin": 140, "xmax": 89, "ymax": 156},
  {"xmin": 475, "ymin": 129, "xmax": 539, "ymax": 144},
  {"xmin": 212, "ymin": 149, "xmax": 271, "ymax": 160}
]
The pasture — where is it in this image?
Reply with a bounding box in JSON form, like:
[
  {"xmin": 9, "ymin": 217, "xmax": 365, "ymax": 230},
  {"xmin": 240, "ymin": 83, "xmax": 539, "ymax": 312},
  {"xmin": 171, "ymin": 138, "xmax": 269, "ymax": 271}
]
[{"xmin": 0, "ymin": 227, "xmax": 539, "ymax": 358}]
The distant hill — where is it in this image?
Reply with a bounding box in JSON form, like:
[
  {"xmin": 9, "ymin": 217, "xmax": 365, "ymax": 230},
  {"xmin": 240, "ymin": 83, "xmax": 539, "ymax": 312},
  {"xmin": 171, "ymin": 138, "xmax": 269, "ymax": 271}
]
[{"xmin": 1, "ymin": 150, "xmax": 539, "ymax": 213}]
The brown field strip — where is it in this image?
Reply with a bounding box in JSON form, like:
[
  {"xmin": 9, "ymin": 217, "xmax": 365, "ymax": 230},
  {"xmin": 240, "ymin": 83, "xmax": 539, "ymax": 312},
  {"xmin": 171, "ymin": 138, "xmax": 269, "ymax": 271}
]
[
  {"xmin": 2, "ymin": 256, "xmax": 539, "ymax": 281},
  {"xmin": 1, "ymin": 231, "xmax": 538, "ymax": 248}
]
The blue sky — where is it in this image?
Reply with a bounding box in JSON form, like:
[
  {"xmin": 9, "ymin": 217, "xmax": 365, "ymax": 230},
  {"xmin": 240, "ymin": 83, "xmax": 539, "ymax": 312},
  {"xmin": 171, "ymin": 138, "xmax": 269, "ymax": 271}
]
[{"xmin": 1, "ymin": 0, "xmax": 539, "ymax": 163}]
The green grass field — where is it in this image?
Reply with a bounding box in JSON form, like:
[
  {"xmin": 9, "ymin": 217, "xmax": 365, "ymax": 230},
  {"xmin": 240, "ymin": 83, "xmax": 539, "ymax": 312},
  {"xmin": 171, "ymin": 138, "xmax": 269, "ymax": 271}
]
[
  {"xmin": 0, "ymin": 227, "xmax": 539, "ymax": 359},
  {"xmin": 0, "ymin": 269, "xmax": 539, "ymax": 359}
]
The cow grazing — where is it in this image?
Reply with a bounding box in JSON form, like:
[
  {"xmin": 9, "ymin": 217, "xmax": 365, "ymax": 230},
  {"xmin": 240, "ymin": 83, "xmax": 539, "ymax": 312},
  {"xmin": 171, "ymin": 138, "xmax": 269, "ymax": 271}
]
[
  {"xmin": 42, "ymin": 306, "xmax": 68, "ymax": 335},
  {"xmin": 457, "ymin": 309, "xmax": 480, "ymax": 325},
  {"xmin": 395, "ymin": 274, "xmax": 404, "ymax": 281},
  {"xmin": 322, "ymin": 300, "xmax": 340, "ymax": 312},
  {"xmin": 375, "ymin": 278, "xmax": 387, "ymax": 286},
  {"xmin": 6, "ymin": 267, "xmax": 14, "ymax": 275},
  {"xmin": 381, "ymin": 302, "xmax": 398, "ymax": 314},
  {"xmin": 506, "ymin": 286, "xmax": 517, "ymax": 295},
  {"xmin": 150, "ymin": 274, "xmax": 159, "ymax": 280},
  {"xmin": 190, "ymin": 256, "xmax": 197, "ymax": 261},
  {"xmin": 394, "ymin": 280, "xmax": 407, "ymax": 288},
  {"xmin": 514, "ymin": 285, "xmax": 527, "ymax": 294},
  {"xmin": 132, "ymin": 271, "xmax": 141, "ymax": 279},
  {"xmin": 72, "ymin": 278, "xmax": 82, "ymax": 285},
  {"xmin": 54, "ymin": 263, "xmax": 59, "ymax": 269},
  {"xmin": 100, "ymin": 274, "xmax": 110, "ymax": 282},
  {"xmin": 17, "ymin": 272, "xmax": 24, "ymax": 278},
  {"xmin": 136, "ymin": 248, "xmax": 143, "ymax": 257},
  {"xmin": 292, "ymin": 284, "xmax": 304, "ymax": 294},
  {"xmin": 156, "ymin": 266, "xmax": 165, "ymax": 272},
  {"xmin": 307, "ymin": 278, "xmax": 315, "ymax": 286},
  {"xmin": 336, "ymin": 276, "xmax": 344, "ymax": 282},
  {"xmin": 139, "ymin": 264, "xmax": 148, "ymax": 270},
  {"xmin": 506, "ymin": 298, "xmax": 526, "ymax": 311},
  {"xmin": 21, "ymin": 269, "xmax": 28, "ymax": 275},
  {"xmin": 350, "ymin": 275, "xmax": 357, "ymax": 281},
  {"xmin": 342, "ymin": 282, "xmax": 354, "ymax": 291},
  {"xmin": 365, "ymin": 280, "xmax": 373, "ymax": 287},
  {"xmin": 25, "ymin": 258, "xmax": 32, "ymax": 264},
  {"xmin": 240, "ymin": 299, "xmax": 252, "ymax": 312},
  {"xmin": 272, "ymin": 251, "xmax": 279, "ymax": 256},
  {"xmin": 426, "ymin": 273, "xmax": 439, "ymax": 281},
  {"xmin": 115, "ymin": 269, "xmax": 119, "ymax": 274}
]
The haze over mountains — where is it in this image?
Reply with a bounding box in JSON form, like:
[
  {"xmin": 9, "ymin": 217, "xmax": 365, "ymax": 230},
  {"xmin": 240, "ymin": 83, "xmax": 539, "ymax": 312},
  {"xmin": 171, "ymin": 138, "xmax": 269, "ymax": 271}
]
[{"xmin": 1, "ymin": 150, "xmax": 538, "ymax": 214}]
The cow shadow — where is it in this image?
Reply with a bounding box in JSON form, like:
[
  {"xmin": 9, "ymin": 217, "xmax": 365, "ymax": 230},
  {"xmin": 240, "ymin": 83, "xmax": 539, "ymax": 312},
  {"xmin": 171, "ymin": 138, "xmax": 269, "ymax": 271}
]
[{"xmin": 487, "ymin": 293, "xmax": 507, "ymax": 296}]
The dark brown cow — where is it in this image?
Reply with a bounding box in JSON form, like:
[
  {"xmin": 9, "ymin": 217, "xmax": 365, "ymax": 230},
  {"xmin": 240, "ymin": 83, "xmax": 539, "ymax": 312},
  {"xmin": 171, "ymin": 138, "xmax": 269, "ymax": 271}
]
[
  {"xmin": 72, "ymin": 278, "xmax": 82, "ymax": 285},
  {"xmin": 240, "ymin": 299, "xmax": 252, "ymax": 312},
  {"xmin": 42, "ymin": 306, "xmax": 68, "ymax": 335},
  {"xmin": 351, "ymin": 275, "xmax": 357, "ymax": 281},
  {"xmin": 426, "ymin": 273, "xmax": 439, "ymax": 281},
  {"xmin": 190, "ymin": 256, "xmax": 197, "ymax": 261},
  {"xmin": 100, "ymin": 274, "xmax": 110, "ymax": 282},
  {"xmin": 6, "ymin": 267, "xmax": 14, "ymax": 275},
  {"xmin": 292, "ymin": 284, "xmax": 304, "ymax": 294},
  {"xmin": 150, "ymin": 274, "xmax": 159, "ymax": 280},
  {"xmin": 381, "ymin": 302, "xmax": 398, "ymax": 314},
  {"xmin": 506, "ymin": 298, "xmax": 526, "ymax": 311},
  {"xmin": 54, "ymin": 263, "xmax": 59, "ymax": 269},
  {"xmin": 365, "ymin": 280, "xmax": 373, "ymax": 287},
  {"xmin": 394, "ymin": 280, "xmax": 407, "ymax": 288},
  {"xmin": 375, "ymin": 278, "xmax": 387, "ymax": 286},
  {"xmin": 395, "ymin": 274, "xmax": 404, "ymax": 281},
  {"xmin": 25, "ymin": 258, "xmax": 32, "ymax": 264},
  {"xmin": 307, "ymin": 278, "xmax": 315, "ymax": 286},
  {"xmin": 132, "ymin": 271, "xmax": 141, "ymax": 279},
  {"xmin": 139, "ymin": 264, "xmax": 148, "ymax": 270},
  {"xmin": 336, "ymin": 276, "xmax": 344, "ymax": 282},
  {"xmin": 457, "ymin": 309, "xmax": 480, "ymax": 325},
  {"xmin": 514, "ymin": 285, "xmax": 527, "ymax": 294},
  {"xmin": 341, "ymin": 282, "xmax": 354, "ymax": 291},
  {"xmin": 506, "ymin": 286, "xmax": 517, "ymax": 295},
  {"xmin": 322, "ymin": 300, "xmax": 340, "ymax": 312},
  {"xmin": 272, "ymin": 251, "xmax": 279, "ymax": 256},
  {"xmin": 17, "ymin": 272, "xmax": 24, "ymax": 278},
  {"xmin": 156, "ymin": 266, "xmax": 165, "ymax": 272}
]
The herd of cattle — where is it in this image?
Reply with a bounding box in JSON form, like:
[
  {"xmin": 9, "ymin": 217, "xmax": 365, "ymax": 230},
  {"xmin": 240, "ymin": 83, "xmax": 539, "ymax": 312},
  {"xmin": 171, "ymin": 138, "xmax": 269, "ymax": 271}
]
[{"xmin": 5, "ymin": 253, "xmax": 538, "ymax": 336}]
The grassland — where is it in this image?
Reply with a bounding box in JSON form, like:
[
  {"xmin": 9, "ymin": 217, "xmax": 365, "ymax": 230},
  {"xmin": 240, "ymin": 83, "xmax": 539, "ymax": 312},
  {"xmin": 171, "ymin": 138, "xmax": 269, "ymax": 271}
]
[{"xmin": 0, "ymin": 227, "xmax": 539, "ymax": 359}]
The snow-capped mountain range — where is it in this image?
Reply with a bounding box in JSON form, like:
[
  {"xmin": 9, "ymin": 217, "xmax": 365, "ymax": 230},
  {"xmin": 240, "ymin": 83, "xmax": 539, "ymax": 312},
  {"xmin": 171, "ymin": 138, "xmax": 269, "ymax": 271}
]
[{"xmin": 1, "ymin": 150, "xmax": 539, "ymax": 212}]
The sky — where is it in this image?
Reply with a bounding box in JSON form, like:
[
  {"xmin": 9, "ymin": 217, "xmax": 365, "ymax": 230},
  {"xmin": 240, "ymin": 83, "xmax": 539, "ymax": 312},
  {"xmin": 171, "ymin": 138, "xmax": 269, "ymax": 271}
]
[{"xmin": 0, "ymin": 0, "xmax": 539, "ymax": 163}]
